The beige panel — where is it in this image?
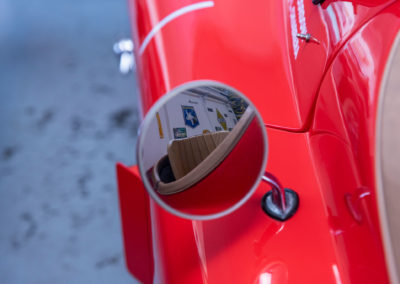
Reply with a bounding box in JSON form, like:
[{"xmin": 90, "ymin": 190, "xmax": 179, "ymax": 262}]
[{"xmin": 378, "ymin": 34, "xmax": 400, "ymax": 284}]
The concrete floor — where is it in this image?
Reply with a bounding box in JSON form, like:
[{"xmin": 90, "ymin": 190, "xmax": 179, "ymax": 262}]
[{"xmin": 0, "ymin": 0, "xmax": 139, "ymax": 283}]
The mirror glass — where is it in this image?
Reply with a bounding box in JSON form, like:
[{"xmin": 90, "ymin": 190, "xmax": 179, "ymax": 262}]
[{"xmin": 137, "ymin": 81, "xmax": 268, "ymax": 220}]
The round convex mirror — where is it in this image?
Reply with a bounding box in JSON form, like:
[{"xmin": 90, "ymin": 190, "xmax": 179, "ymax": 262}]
[{"xmin": 137, "ymin": 81, "xmax": 268, "ymax": 220}]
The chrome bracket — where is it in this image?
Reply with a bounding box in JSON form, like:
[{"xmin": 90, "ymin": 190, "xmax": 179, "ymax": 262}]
[{"xmin": 113, "ymin": 39, "xmax": 135, "ymax": 74}]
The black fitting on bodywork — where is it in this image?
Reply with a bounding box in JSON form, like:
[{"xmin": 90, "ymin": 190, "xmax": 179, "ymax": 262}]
[
  {"xmin": 262, "ymin": 188, "xmax": 299, "ymax": 221},
  {"xmin": 261, "ymin": 173, "xmax": 299, "ymax": 221}
]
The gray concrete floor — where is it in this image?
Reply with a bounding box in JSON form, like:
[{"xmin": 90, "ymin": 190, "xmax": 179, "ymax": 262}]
[{"xmin": 0, "ymin": 0, "xmax": 139, "ymax": 283}]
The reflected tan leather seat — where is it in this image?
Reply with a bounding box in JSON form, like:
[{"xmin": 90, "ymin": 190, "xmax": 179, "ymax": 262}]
[
  {"xmin": 377, "ymin": 34, "xmax": 400, "ymax": 284},
  {"xmin": 153, "ymin": 107, "xmax": 256, "ymax": 195},
  {"xmin": 167, "ymin": 131, "xmax": 229, "ymax": 180}
]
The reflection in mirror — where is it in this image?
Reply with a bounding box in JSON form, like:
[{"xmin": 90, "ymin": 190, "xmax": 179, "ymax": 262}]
[{"xmin": 137, "ymin": 81, "xmax": 268, "ymax": 220}]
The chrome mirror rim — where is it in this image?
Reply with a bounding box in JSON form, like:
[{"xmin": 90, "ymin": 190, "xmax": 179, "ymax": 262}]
[{"xmin": 136, "ymin": 80, "xmax": 269, "ymax": 220}]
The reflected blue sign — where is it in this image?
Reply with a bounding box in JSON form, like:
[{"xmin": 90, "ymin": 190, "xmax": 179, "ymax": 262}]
[{"xmin": 182, "ymin": 105, "xmax": 199, "ymax": 128}]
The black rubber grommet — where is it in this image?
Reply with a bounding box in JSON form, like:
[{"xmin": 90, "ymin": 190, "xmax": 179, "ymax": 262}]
[{"xmin": 261, "ymin": 188, "xmax": 299, "ymax": 221}]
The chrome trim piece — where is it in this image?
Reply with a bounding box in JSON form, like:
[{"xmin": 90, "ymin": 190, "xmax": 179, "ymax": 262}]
[
  {"xmin": 113, "ymin": 39, "xmax": 135, "ymax": 74},
  {"xmin": 139, "ymin": 1, "xmax": 215, "ymax": 55}
]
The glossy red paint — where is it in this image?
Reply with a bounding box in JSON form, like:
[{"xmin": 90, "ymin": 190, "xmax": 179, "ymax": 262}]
[
  {"xmin": 290, "ymin": 0, "xmax": 396, "ymax": 131},
  {"xmin": 116, "ymin": 164, "xmax": 153, "ymax": 284},
  {"xmin": 129, "ymin": 0, "xmax": 395, "ymax": 131},
  {"xmin": 309, "ymin": 135, "xmax": 389, "ymax": 283},
  {"xmin": 119, "ymin": 130, "xmax": 342, "ymax": 283},
  {"xmin": 309, "ymin": 6, "xmax": 400, "ymax": 283},
  {"xmin": 163, "ymin": 129, "xmax": 348, "ymax": 284},
  {"xmin": 157, "ymin": 116, "xmax": 265, "ymax": 216},
  {"xmin": 312, "ymin": 6, "xmax": 400, "ymax": 188},
  {"xmin": 321, "ymin": 0, "xmax": 390, "ymax": 9},
  {"xmin": 116, "ymin": 0, "xmax": 400, "ymax": 283}
]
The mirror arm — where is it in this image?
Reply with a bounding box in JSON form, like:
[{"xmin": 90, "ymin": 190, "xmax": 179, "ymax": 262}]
[
  {"xmin": 261, "ymin": 172, "xmax": 299, "ymax": 221},
  {"xmin": 262, "ymin": 172, "xmax": 287, "ymax": 211}
]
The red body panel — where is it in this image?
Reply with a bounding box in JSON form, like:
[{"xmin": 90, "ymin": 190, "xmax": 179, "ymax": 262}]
[
  {"xmin": 129, "ymin": 0, "xmax": 394, "ymax": 130},
  {"xmin": 116, "ymin": 164, "xmax": 154, "ymax": 284},
  {"xmin": 117, "ymin": 0, "xmax": 400, "ymax": 283}
]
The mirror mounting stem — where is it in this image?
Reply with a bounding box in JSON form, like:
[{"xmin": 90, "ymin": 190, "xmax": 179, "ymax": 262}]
[
  {"xmin": 261, "ymin": 172, "xmax": 299, "ymax": 221},
  {"xmin": 262, "ymin": 172, "xmax": 287, "ymax": 211}
]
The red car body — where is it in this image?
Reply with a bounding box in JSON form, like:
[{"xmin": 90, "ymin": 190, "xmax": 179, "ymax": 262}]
[{"xmin": 116, "ymin": 0, "xmax": 400, "ymax": 283}]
